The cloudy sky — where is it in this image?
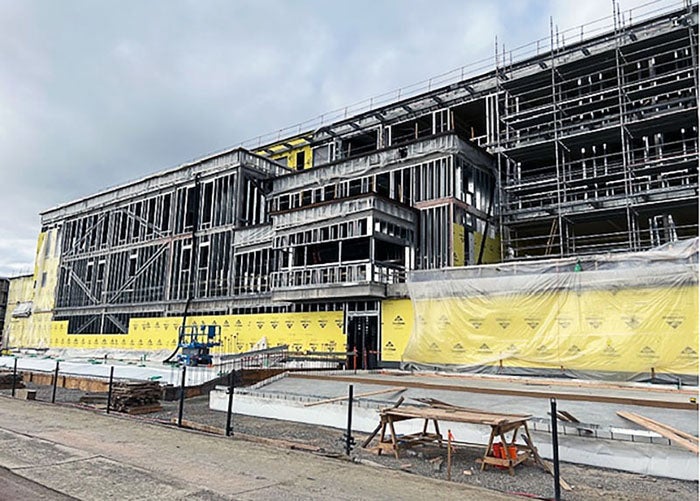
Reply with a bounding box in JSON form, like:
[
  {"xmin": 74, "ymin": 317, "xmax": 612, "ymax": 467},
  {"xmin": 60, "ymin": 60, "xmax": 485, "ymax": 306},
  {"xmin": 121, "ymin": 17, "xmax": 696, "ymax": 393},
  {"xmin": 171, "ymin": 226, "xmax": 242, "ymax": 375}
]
[{"xmin": 0, "ymin": 0, "xmax": 665, "ymax": 275}]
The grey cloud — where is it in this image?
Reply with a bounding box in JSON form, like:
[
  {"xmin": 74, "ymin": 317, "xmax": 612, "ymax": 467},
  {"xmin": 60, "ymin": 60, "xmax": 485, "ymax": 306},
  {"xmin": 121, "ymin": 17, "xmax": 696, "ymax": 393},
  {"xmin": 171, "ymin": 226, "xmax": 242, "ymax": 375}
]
[{"xmin": 0, "ymin": 0, "xmax": 650, "ymax": 276}]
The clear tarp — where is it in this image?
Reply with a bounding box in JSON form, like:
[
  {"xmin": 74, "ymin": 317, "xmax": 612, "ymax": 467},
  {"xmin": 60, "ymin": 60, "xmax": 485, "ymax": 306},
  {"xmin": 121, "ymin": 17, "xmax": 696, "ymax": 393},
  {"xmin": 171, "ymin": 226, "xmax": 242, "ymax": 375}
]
[{"xmin": 403, "ymin": 238, "xmax": 699, "ymax": 383}]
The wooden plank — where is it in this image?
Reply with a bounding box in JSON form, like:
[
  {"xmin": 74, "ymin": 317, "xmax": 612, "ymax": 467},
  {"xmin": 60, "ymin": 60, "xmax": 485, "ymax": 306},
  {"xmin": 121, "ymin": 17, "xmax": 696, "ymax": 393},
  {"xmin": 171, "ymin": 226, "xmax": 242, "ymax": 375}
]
[
  {"xmin": 558, "ymin": 410, "xmax": 580, "ymax": 423},
  {"xmin": 289, "ymin": 373, "xmax": 699, "ymax": 410},
  {"xmin": 303, "ymin": 387, "xmax": 406, "ymax": 407},
  {"xmin": 124, "ymin": 404, "xmax": 163, "ymax": 415},
  {"xmin": 521, "ymin": 433, "xmax": 573, "ymax": 491},
  {"xmin": 624, "ymin": 413, "xmax": 698, "ymax": 444},
  {"xmin": 361, "ymin": 397, "xmax": 404, "ymax": 448},
  {"xmin": 617, "ymin": 411, "xmax": 698, "ymax": 453},
  {"xmin": 382, "ymin": 406, "xmax": 530, "ymax": 427}
]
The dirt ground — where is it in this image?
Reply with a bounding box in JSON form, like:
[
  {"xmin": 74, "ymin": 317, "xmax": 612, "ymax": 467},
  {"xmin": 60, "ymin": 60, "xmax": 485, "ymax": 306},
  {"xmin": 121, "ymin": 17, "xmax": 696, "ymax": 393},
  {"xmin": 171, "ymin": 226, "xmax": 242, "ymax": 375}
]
[{"xmin": 2, "ymin": 383, "xmax": 697, "ymax": 500}]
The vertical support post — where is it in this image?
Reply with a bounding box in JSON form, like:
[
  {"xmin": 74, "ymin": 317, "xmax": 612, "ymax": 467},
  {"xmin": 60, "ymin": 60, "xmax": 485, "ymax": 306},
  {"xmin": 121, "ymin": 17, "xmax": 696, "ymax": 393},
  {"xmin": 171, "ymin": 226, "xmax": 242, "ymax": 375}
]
[
  {"xmin": 11, "ymin": 358, "xmax": 18, "ymax": 397},
  {"xmin": 447, "ymin": 429, "xmax": 453, "ymax": 481},
  {"xmin": 106, "ymin": 366, "xmax": 114, "ymax": 414},
  {"xmin": 225, "ymin": 370, "xmax": 235, "ymax": 437},
  {"xmin": 345, "ymin": 384, "xmax": 354, "ymax": 456},
  {"xmin": 550, "ymin": 398, "xmax": 561, "ymax": 501},
  {"xmin": 177, "ymin": 365, "xmax": 186, "ymax": 428},
  {"xmin": 51, "ymin": 361, "xmax": 59, "ymax": 403}
]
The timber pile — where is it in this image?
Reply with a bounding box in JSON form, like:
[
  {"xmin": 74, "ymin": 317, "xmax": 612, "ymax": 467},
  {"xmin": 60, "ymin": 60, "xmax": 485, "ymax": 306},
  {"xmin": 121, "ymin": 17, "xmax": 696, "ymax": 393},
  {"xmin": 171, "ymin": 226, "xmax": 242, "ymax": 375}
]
[
  {"xmin": 111, "ymin": 381, "xmax": 162, "ymax": 414},
  {"xmin": 0, "ymin": 371, "xmax": 24, "ymax": 390}
]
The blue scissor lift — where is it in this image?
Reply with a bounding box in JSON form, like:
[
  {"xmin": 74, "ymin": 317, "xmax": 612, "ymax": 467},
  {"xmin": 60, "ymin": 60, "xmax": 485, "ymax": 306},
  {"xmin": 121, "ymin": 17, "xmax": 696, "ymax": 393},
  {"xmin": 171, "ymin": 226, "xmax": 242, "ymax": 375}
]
[{"xmin": 176, "ymin": 325, "xmax": 222, "ymax": 366}]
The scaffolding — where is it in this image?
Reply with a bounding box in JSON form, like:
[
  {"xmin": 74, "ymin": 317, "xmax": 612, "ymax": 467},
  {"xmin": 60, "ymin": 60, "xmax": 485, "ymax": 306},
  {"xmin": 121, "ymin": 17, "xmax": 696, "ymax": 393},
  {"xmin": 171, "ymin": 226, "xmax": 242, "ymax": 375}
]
[{"xmin": 18, "ymin": 1, "xmax": 698, "ymax": 352}]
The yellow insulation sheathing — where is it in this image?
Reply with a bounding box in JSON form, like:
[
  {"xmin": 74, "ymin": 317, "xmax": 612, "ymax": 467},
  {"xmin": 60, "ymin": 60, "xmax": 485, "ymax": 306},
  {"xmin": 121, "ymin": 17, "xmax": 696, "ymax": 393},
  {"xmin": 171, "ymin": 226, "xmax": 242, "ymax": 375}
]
[
  {"xmin": 51, "ymin": 311, "xmax": 345, "ymax": 354},
  {"xmin": 401, "ymin": 285, "xmax": 698, "ymax": 375}
]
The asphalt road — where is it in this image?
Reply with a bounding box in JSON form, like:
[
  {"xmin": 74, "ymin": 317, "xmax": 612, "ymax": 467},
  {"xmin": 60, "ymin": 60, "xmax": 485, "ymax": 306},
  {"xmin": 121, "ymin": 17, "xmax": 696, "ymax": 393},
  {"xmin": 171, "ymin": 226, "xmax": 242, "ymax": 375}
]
[{"xmin": 0, "ymin": 397, "xmax": 511, "ymax": 500}]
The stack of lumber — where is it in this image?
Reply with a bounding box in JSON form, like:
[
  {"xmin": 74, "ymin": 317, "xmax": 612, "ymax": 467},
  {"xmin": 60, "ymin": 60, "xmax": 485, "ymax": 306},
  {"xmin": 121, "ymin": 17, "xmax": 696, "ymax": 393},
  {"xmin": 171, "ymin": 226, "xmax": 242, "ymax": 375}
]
[
  {"xmin": 0, "ymin": 371, "xmax": 24, "ymax": 390},
  {"xmin": 111, "ymin": 381, "xmax": 162, "ymax": 414},
  {"xmin": 79, "ymin": 393, "xmax": 109, "ymax": 407}
]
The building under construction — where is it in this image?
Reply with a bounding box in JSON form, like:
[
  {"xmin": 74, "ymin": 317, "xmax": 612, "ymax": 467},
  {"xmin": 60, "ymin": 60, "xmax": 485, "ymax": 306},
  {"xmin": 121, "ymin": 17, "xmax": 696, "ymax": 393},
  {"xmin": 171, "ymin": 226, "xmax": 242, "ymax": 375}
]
[{"xmin": 3, "ymin": 1, "xmax": 698, "ymax": 379}]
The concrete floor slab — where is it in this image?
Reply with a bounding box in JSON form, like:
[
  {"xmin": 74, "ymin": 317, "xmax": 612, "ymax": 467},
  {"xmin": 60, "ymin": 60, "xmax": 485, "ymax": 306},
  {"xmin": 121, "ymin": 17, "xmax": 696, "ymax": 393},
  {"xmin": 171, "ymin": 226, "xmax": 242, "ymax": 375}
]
[{"xmin": 210, "ymin": 370, "xmax": 699, "ymax": 480}]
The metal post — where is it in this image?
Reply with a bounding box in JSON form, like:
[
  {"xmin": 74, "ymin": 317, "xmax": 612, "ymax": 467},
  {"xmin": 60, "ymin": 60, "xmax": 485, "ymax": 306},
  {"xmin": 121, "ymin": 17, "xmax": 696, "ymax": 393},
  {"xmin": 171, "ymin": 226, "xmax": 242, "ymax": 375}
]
[
  {"xmin": 345, "ymin": 384, "xmax": 354, "ymax": 455},
  {"xmin": 550, "ymin": 398, "xmax": 561, "ymax": 501},
  {"xmin": 225, "ymin": 371, "xmax": 235, "ymax": 437},
  {"xmin": 177, "ymin": 365, "xmax": 186, "ymax": 428},
  {"xmin": 11, "ymin": 358, "xmax": 17, "ymax": 397},
  {"xmin": 51, "ymin": 361, "xmax": 59, "ymax": 403},
  {"xmin": 106, "ymin": 366, "xmax": 114, "ymax": 414}
]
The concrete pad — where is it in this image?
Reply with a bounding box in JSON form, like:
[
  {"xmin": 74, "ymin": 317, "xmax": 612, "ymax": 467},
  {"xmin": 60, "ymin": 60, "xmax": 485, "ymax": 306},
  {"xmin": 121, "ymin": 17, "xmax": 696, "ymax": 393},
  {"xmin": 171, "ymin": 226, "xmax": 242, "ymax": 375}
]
[
  {"xmin": 210, "ymin": 371, "xmax": 699, "ymax": 480},
  {"xmin": 0, "ymin": 355, "xmax": 219, "ymax": 386}
]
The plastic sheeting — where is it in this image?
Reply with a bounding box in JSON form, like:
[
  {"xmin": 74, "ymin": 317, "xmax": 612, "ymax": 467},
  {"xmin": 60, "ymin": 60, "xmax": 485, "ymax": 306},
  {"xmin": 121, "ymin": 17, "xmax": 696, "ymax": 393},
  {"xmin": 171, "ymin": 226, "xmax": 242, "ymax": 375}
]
[{"xmin": 403, "ymin": 238, "xmax": 699, "ymax": 381}]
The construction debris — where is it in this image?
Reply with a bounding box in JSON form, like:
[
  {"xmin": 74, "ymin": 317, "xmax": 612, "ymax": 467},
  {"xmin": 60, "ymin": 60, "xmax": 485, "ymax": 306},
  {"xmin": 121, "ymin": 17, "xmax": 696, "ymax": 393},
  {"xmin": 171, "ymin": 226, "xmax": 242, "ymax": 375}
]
[
  {"xmin": 111, "ymin": 381, "xmax": 162, "ymax": 414},
  {"xmin": 0, "ymin": 371, "xmax": 24, "ymax": 390}
]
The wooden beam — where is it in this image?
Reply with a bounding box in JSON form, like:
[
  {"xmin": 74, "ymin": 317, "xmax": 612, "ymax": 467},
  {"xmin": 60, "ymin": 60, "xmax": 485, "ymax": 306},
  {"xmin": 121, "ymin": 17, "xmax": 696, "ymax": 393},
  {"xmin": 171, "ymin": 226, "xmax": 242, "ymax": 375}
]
[
  {"xmin": 617, "ymin": 411, "xmax": 698, "ymax": 454},
  {"xmin": 304, "ymin": 387, "xmax": 406, "ymax": 407},
  {"xmin": 290, "ymin": 373, "xmax": 699, "ymax": 411},
  {"xmin": 361, "ymin": 397, "xmax": 405, "ymax": 448},
  {"xmin": 521, "ymin": 433, "xmax": 573, "ymax": 491}
]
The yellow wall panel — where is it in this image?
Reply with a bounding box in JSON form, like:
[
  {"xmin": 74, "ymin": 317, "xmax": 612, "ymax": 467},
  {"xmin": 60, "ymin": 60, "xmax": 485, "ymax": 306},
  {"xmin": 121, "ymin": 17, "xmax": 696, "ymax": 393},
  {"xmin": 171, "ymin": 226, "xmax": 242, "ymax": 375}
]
[
  {"xmin": 381, "ymin": 299, "xmax": 414, "ymax": 362},
  {"xmin": 52, "ymin": 311, "xmax": 345, "ymax": 356},
  {"xmin": 403, "ymin": 285, "xmax": 698, "ymax": 376}
]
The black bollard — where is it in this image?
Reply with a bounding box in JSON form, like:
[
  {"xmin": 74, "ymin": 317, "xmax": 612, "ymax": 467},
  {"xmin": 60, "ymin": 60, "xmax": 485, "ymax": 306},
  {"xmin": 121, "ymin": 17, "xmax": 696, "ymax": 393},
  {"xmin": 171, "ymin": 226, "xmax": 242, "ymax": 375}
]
[
  {"xmin": 106, "ymin": 366, "xmax": 114, "ymax": 414},
  {"xmin": 345, "ymin": 384, "xmax": 354, "ymax": 455},
  {"xmin": 550, "ymin": 398, "xmax": 561, "ymax": 501},
  {"xmin": 225, "ymin": 371, "xmax": 235, "ymax": 437},
  {"xmin": 11, "ymin": 358, "xmax": 18, "ymax": 397},
  {"xmin": 51, "ymin": 361, "xmax": 60, "ymax": 403},
  {"xmin": 177, "ymin": 365, "xmax": 186, "ymax": 427}
]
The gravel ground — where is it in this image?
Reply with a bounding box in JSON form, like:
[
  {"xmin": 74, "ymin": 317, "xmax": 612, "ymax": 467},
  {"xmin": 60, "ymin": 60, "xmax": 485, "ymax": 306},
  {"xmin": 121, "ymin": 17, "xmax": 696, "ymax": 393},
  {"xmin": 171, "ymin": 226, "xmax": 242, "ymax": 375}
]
[{"xmin": 4, "ymin": 384, "xmax": 697, "ymax": 501}]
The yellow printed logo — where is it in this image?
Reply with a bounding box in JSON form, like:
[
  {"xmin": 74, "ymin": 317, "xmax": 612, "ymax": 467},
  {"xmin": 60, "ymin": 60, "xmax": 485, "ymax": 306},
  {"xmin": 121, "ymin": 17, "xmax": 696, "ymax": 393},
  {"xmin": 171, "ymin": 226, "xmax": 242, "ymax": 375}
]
[
  {"xmin": 496, "ymin": 318, "xmax": 511, "ymax": 330},
  {"xmin": 680, "ymin": 346, "xmax": 697, "ymax": 359},
  {"xmin": 469, "ymin": 318, "xmax": 483, "ymax": 329},
  {"xmin": 392, "ymin": 315, "xmax": 405, "ymax": 326},
  {"xmin": 505, "ymin": 343, "xmax": 520, "ymax": 355},
  {"xmin": 384, "ymin": 341, "xmax": 396, "ymax": 352},
  {"xmin": 525, "ymin": 318, "xmax": 540, "ymax": 329},
  {"xmin": 664, "ymin": 315, "xmax": 684, "ymax": 329},
  {"xmin": 586, "ymin": 317, "xmax": 603, "ymax": 329},
  {"xmin": 566, "ymin": 345, "xmax": 581, "ymax": 355},
  {"xmin": 557, "ymin": 317, "xmax": 572, "ymax": 329},
  {"xmin": 623, "ymin": 316, "xmax": 641, "ymax": 329},
  {"xmin": 451, "ymin": 343, "xmax": 465, "ymax": 353},
  {"xmin": 639, "ymin": 346, "xmax": 657, "ymax": 359},
  {"xmin": 603, "ymin": 342, "xmax": 619, "ymax": 357}
]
